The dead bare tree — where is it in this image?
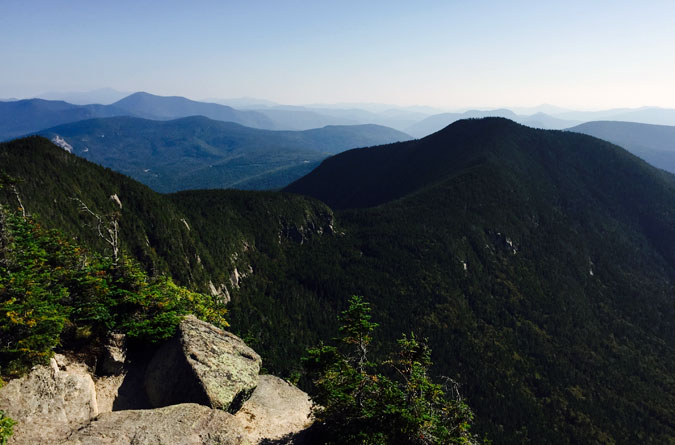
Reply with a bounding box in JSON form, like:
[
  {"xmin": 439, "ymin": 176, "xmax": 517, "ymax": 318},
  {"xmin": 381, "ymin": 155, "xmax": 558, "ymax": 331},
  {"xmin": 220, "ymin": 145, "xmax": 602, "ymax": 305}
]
[
  {"xmin": 71, "ymin": 197, "xmax": 121, "ymax": 265},
  {"xmin": 10, "ymin": 185, "xmax": 26, "ymax": 217},
  {"xmin": 0, "ymin": 173, "xmax": 27, "ymax": 217}
]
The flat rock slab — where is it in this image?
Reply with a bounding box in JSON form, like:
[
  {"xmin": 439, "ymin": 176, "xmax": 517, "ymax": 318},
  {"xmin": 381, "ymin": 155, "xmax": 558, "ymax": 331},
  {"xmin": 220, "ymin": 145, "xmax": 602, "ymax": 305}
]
[
  {"xmin": 145, "ymin": 315, "xmax": 261, "ymax": 412},
  {"xmin": 60, "ymin": 403, "xmax": 245, "ymax": 445},
  {"xmin": 0, "ymin": 355, "xmax": 98, "ymax": 444},
  {"xmin": 234, "ymin": 375, "xmax": 313, "ymax": 443}
]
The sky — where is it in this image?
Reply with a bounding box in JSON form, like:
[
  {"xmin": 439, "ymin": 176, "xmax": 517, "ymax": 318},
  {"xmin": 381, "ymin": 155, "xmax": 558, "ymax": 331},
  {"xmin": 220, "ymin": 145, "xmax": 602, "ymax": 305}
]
[{"xmin": 2, "ymin": 0, "xmax": 675, "ymax": 109}]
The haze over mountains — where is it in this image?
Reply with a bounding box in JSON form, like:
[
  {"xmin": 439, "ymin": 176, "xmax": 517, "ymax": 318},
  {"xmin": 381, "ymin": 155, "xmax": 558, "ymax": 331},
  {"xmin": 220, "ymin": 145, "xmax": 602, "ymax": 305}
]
[
  {"xmin": 569, "ymin": 120, "xmax": 675, "ymax": 174},
  {"xmin": 6, "ymin": 90, "xmax": 675, "ymax": 140},
  {"xmin": 0, "ymin": 92, "xmax": 271, "ymax": 141},
  {"xmin": 404, "ymin": 109, "xmax": 582, "ymax": 138},
  {"xmin": 5, "ymin": 90, "xmax": 675, "ymax": 196},
  {"xmin": 35, "ymin": 88, "xmax": 131, "ymax": 105}
]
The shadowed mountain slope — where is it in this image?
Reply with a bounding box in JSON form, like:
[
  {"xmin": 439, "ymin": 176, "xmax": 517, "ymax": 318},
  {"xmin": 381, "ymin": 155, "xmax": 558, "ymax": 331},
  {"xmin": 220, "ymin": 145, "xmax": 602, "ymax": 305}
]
[{"xmin": 284, "ymin": 118, "xmax": 675, "ymax": 442}]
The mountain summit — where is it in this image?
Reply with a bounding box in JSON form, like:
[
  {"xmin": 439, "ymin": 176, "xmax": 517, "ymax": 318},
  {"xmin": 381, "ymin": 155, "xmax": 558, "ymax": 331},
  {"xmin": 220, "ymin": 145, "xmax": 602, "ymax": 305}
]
[{"xmin": 110, "ymin": 92, "xmax": 274, "ymax": 129}]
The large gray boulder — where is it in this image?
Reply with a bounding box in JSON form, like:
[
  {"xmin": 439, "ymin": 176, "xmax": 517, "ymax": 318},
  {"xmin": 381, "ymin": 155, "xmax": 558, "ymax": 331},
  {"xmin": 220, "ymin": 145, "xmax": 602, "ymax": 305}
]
[
  {"xmin": 234, "ymin": 375, "xmax": 313, "ymax": 443},
  {"xmin": 60, "ymin": 403, "xmax": 244, "ymax": 445},
  {"xmin": 0, "ymin": 354, "xmax": 98, "ymax": 444},
  {"xmin": 145, "ymin": 315, "xmax": 262, "ymax": 412}
]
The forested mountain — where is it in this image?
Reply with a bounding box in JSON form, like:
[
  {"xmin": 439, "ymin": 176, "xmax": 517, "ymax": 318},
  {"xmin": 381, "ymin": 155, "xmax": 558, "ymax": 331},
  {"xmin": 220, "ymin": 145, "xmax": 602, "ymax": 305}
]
[
  {"xmin": 37, "ymin": 115, "xmax": 411, "ymax": 191},
  {"xmin": 0, "ymin": 135, "xmax": 335, "ymax": 298},
  {"xmin": 3, "ymin": 119, "xmax": 675, "ymax": 443},
  {"xmin": 286, "ymin": 118, "xmax": 675, "ymax": 442},
  {"xmin": 569, "ymin": 120, "xmax": 675, "ymax": 174}
]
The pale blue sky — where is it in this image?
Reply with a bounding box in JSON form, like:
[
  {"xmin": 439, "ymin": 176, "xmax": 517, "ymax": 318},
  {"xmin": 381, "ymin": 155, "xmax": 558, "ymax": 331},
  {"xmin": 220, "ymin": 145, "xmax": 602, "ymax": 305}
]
[{"xmin": 2, "ymin": 0, "xmax": 674, "ymax": 109}]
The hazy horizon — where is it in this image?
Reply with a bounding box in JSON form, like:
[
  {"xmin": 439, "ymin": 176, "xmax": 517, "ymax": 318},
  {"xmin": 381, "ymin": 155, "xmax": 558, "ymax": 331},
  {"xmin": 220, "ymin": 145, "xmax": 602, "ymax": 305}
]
[
  {"xmin": 3, "ymin": 0, "xmax": 675, "ymax": 110},
  {"xmin": 7, "ymin": 88, "xmax": 675, "ymax": 116}
]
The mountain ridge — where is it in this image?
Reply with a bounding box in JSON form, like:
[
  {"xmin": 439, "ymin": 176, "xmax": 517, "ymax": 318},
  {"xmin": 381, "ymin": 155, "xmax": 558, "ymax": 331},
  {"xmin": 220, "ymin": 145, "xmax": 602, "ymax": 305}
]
[
  {"xmin": 110, "ymin": 92, "xmax": 274, "ymax": 129},
  {"xmin": 36, "ymin": 115, "xmax": 411, "ymax": 192}
]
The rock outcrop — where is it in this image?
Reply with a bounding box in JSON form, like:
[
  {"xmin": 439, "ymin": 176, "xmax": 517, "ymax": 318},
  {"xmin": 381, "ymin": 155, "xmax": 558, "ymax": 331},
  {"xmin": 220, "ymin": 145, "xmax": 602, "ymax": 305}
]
[
  {"xmin": 0, "ymin": 354, "xmax": 97, "ymax": 444},
  {"xmin": 235, "ymin": 375, "xmax": 313, "ymax": 443},
  {"xmin": 98, "ymin": 333, "xmax": 126, "ymax": 376},
  {"xmin": 60, "ymin": 403, "xmax": 243, "ymax": 445},
  {"xmin": 144, "ymin": 315, "xmax": 262, "ymax": 411},
  {"xmin": 1, "ymin": 317, "xmax": 313, "ymax": 444}
]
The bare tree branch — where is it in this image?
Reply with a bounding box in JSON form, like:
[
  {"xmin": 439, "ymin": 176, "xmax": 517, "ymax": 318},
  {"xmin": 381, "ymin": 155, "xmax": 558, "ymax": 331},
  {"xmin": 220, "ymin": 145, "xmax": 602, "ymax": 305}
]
[
  {"xmin": 10, "ymin": 185, "xmax": 26, "ymax": 217},
  {"xmin": 71, "ymin": 197, "xmax": 120, "ymax": 265}
]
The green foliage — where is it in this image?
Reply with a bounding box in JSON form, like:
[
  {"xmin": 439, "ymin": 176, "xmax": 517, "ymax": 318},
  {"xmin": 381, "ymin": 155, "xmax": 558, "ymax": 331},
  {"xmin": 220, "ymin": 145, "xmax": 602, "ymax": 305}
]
[
  {"xmin": 0, "ymin": 210, "xmax": 73, "ymax": 374},
  {"xmin": 304, "ymin": 296, "xmax": 477, "ymax": 444},
  {"xmin": 337, "ymin": 295, "xmax": 378, "ymax": 372},
  {"xmin": 0, "ymin": 410, "xmax": 15, "ymax": 445},
  {"xmin": 108, "ymin": 263, "xmax": 228, "ymax": 342},
  {"xmin": 0, "ymin": 207, "xmax": 227, "ymax": 376}
]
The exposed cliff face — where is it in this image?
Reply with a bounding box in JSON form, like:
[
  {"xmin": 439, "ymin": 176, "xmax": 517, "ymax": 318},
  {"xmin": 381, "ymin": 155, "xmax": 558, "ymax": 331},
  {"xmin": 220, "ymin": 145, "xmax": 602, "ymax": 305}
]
[
  {"xmin": 0, "ymin": 318, "xmax": 313, "ymax": 445},
  {"xmin": 175, "ymin": 192, "xmax": 337, "ymax": 316}
]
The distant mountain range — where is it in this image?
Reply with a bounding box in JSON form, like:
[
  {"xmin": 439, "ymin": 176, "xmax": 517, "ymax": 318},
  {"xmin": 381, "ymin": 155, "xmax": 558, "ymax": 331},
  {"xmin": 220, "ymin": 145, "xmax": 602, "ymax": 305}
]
[
  {"xmin": 569, "ymin": 121, "xmax": 675, "ymax": 174},
  {"xmin": 37, "ymin": 115, "xmax": 411, "ymax": 192},
  {"xmin": 7, "ymin": 90, "xmax": 675, "ymax": 140},
  {"xmin": 0, "ymin": 92, "xmax": 428, "ymax": 140},
  {"xmin": 556, "ymin": 107, "xmax": 675, "ymax": 125},
  {"xmin": 215, "ymin": 100, "xmax": 434, "ymax": 132},
  {"xmin": 0, "ymin": 92, "xmax": 275, "ymax": 141},
  {"xmin": 111, "ymin": 92, "xmax": 274, "ymax": 129},
  {"xmin": 0, "ymin": 99, "xmax": 128, "ymax": 142},
  {"xmin": 35, "ymin": 87, "xmax": 131, "ymax": 105}
]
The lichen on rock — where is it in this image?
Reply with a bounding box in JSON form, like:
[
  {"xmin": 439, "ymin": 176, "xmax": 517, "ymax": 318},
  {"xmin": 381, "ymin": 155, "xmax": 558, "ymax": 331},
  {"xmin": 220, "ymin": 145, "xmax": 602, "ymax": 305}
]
[{"xmin": 144, "ymin": 315, "xmax": 262, "ymax": 412}]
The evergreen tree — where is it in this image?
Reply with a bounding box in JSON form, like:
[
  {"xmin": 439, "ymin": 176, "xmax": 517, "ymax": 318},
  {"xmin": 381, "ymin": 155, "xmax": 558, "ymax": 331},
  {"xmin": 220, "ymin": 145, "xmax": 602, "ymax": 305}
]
[
  {"xmin": 304, "ymin": 296, "xmax": 478, "ymax": 444},
  {"xmin": 0, "ymin": 206, "xmax": 228, "ymax": 377}
]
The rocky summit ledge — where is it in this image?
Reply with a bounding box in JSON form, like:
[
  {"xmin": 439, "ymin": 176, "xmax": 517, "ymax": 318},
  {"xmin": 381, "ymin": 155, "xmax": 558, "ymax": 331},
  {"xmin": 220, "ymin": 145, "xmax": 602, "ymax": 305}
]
[{"xmin": 0, "ymin": 317, "xmax": 313, "ymax": 445}]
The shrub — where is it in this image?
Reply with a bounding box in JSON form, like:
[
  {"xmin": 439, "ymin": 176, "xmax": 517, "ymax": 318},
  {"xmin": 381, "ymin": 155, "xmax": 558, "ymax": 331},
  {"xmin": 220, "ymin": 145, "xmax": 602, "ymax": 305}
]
[
  {"xmin": 304, "ymin": 296, "xmax": 478, "ymax": 444},
  {"xmin": 0, "ymin": 410, "xmax": 15, "ymax": 445}
]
